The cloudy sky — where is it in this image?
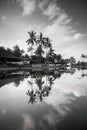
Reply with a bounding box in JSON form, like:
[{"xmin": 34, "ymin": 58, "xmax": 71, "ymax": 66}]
[{"xmin": 0, "ymin": 0, "xmax": 87, "ymax": 60}]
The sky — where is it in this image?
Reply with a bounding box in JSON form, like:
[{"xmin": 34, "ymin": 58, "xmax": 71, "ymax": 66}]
[{"xmin": 0, "ymin": 0, "xmax": 87, "ymax": 60}]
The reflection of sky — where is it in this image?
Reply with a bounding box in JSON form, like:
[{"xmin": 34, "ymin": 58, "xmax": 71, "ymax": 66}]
[{"xmin": 0, "ymin": 70, "xmax": 87, "ymax": 130}]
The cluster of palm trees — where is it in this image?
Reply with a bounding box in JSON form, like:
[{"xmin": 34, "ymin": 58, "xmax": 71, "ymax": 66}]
[{"xmin": 26, "ymin": 31, "xmax": 53, "ymax": 60}]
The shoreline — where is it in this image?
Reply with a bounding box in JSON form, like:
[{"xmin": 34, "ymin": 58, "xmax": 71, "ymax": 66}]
[{"xmin": 0, "ymin": 64, "xmax": 87, "ymax": 71}]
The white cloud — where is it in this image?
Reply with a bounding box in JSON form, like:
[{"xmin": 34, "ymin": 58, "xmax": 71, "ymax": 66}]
[
  {"xmin": 14, "ymin": 40, "xmax": 28, "ymax": 53},
  {"xmin": 42, "ymin": 2, "xmax": 87, "ymax": 59},
  {"xmin": 43, "ymin": 12, "xmax": 74, "ymax": 44},
  {"xmin": 1, "ymin": 16, "xmax": 6, "ymax": 20},
  {"xmin": 43, "ymin": 3, "xmax": 61, "ymax": 20},
  {"xmin": 54, "ymin": 12, "xmax": 72, "ymax": 25},
  {"xmin": 1, "ymin": 108, "xmax": 6, "ymax": 115},
  {"xmin": 22, "ymin": 114, "xmax": 35, "ymax": 130},
  {"xmin": 42, "ymin": 4, "xmax": 86, "ymax": 45},
  {"xmin": 17, "ymin": 0, "xmax": 36, "ymax": 16},
  {"xmin": 74, "ymin": 33, "xmax": 86, "ymax": 40},
  {"xmin": 38, "ymin": 0, "xmax": 50, "ymax": 10},
  {"xmin": 64, "ymin": 33, "xmax": 86, "ymax": 42}
]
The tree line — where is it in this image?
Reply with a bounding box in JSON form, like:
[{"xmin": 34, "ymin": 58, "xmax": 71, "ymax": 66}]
[{"xmin": 0, "ymin": 30, "xmax": 87, "ymax": 65}]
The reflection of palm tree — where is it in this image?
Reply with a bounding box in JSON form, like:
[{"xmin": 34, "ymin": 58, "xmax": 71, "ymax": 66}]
[
  {"xmin": 14, "ymin": 78, "xmax": 20, "ymax": 87},
  {"xmin": 48, "ymin": 77, "xmax": 54, "ymax": 87},
  {"xmin": 81, "ymin": 73, "xmax": 87, "ymax": 78},
  {"xmin": 26, "ymin": 90, "xmax": 36, "ymax": 104},
  {"xmin": 26, "ymin": 71, "xmax": 58, "ymax": 104},
  {"xmin": 53, "ymin": 71, "xmax": 62, "ymax": 80},
  {"xmin": 43, "ymin": 85, "xmax": 51, "ymax": 97},
  {"xmin": 28, "ymin": 80, "xmax": 33, "ymax": 87},
  {"xmin": 35, "ymin": 78, "xmax": 44, "ymax": 90}
]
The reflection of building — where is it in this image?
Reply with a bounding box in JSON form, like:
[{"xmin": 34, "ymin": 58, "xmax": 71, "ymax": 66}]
[{"xmin": 0, "ymin": 71, "xmax": 29, "ymax": 88}]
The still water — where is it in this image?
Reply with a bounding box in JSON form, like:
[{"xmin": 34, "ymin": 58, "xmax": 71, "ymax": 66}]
[{"xmin": 0, "ymin": 68, "xmax": 87, "ymax": 130}]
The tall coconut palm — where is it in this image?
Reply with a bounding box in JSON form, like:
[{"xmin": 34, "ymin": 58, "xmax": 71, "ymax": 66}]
[
  {"xmin": 34, "ymin": 32, "xmax": 46, "ymax": 58},
  {"xmin": 26, "ymin": 31, "xmax": 36, "ymax": 56},
  {"xmin": 46, "ymin": 48, "xmax": 55, "ymax": 64},
  {"xmin": 44, "ymin": 37, "xmax": 52, "ymax": 64},
  {"xmin": 37, "ymin": 32, "xmax": 45, "ymax": 47},
  {"xmin": 45, "ymin": 37, "xmax": 52, "ymax": 57},
  {"xmin": 47, "ymin": 48, "xmax": 55, "ymax": 58},
  {"xmin": 81, "ymin": 54, "xmax": 85, "ymax": 62}
]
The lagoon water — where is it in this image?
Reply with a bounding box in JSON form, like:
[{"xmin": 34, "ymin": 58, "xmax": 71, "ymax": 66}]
[{"xmin": 0, "ymin": 68, "xmax": 87, "ymax": 130}]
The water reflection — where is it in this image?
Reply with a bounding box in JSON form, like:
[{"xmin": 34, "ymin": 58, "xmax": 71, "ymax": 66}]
[
  {"xmin": 26, "ymin": 67, "xmax": 77, "ymax": 104},
  {"xmin": 0, "ymin": 67, "xmax": 86, "ymax": 104},
  {"xmin": 0, "ymin": 67, "xmax": 87, "ymax": 130}
]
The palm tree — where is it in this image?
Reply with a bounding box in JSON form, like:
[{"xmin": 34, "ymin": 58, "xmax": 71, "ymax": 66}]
[
  {"xmin": 45, "ymin": 37, "xmax": 52, "ymax": 57},
  {"xmin": 46, "ymin": 48, "xmax": 55, "ymax": 63},
  {"xmin": 44, "ymin": 37, "xmax": 52, "ymax": 64},
  {"xmin": 13, "ymin": 45, "xmax": 24, "ymax": 58},
  {"xmin": 35, "ymin": 44, "xmax": 44, "ymax": 57},
  {"xmin": 47, "ymin": 48, "xmax": 55, "ymax": 58},
  {"xmin": 26, "ymin": 31, "xmax": 36, "ymax": 56},
  {"xmin": 81, "ymin": 54, "xmax": 85, "ymax": 62},
  {"xmin": 37, "ymin": 32, "xmax": 45, "ymax": 47}
]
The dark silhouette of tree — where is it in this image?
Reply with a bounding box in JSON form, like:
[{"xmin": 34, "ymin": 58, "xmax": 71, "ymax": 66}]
[
  {"xmin": 44, "ymin": 37, "xmax": 52, "ymax": 63},
  {"xmin": 81, "ymin": 54, "xmax": 85, "ymax": 62},
  {"xmin": 13, "ymin": 45, "xmax": 24, "ymax": 58},
  {"xmin": 14, "ymin": 78, "xmax": 21, "ymax": 87},
  {"xmin": 35, "ymin": 78, "xmax": 44, "ymax": 90},
  {"xmin": 24, "ymin": 54, "xmax": 30, "ymax": 59},
  {"xmin": 42, "ymin": 85, "xmax": 51, "ymax": 97},
  {"xmin": 81, "ymin": 54, "xmax": 87, "ymax": 62},
  {"xmin": 6, "ymin": 48, "xmax": 13, "ymax": 55},
  {"xmin": 48, "ymin": 76, "xmax": 54, "ymax": 87},
  {"xmin": 47, "ymin": 48, "xmax": 55, "ymax": 58},
  {"xmin": 37, "ymin": 32, "xmax": 45, "ymax": 47},
  {"xmin": 57, "ymin": 54, "xmax": 62, "ymax": 60},
  {"xmin": 34, "ymin": 32, "xmax": 46, "ymax": 57},
  {"xmin": 46, "ymin": 48, "xmax": 55, "ymax": 63},
  {"xmin": 26, "ymin": 90, "xmax": 37, "ymax": 104},
  {"xmin": 69, "ymin": 56, "xmax": 76, "ymax": 65},
  {"xmin": 35, "ymin": 45, "xmax": 44, "ymax": 57}
]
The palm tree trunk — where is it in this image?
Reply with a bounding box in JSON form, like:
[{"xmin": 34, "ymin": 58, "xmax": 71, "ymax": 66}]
[
  {"xmin": 46, "ymin": 48, "xmax": 47, "ymax": 65},
  {"xmin": 46, "ymin": 75, "xmax": 47, "ymax": 87}
]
